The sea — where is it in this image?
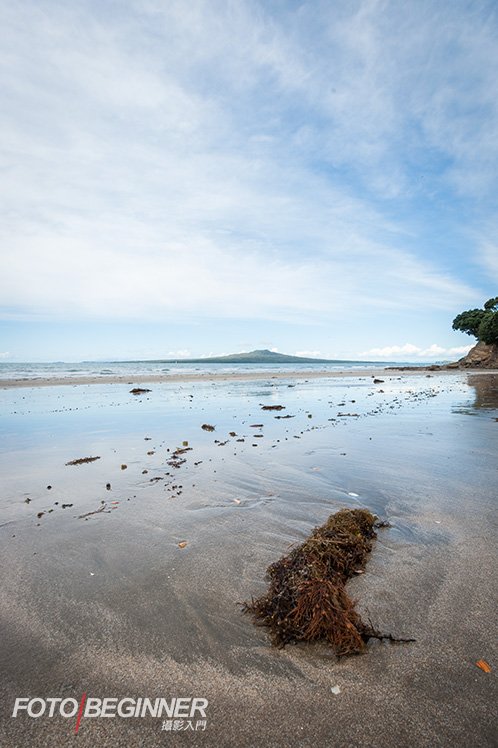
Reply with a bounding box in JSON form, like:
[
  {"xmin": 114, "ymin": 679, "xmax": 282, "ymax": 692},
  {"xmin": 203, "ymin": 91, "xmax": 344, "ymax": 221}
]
[{"xmin": 0, "ymin": 359, "xmax": 432, "ymax": 381}]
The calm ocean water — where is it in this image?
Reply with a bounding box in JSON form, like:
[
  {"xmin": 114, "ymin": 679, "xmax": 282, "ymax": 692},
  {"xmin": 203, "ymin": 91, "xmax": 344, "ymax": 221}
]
[{"xmin": 0, "ymin": 359, "xmax": 430, "ymax": 381}]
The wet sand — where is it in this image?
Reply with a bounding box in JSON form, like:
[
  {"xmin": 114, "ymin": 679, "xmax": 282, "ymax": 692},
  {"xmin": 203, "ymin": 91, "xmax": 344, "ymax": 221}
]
[
  {"xmin": 0, "ymin": 372, "xmax": 497, "ymax": 746},
  {"xmin": 2, "ymin": 366, "xmax": 497, "ymax": 389}
]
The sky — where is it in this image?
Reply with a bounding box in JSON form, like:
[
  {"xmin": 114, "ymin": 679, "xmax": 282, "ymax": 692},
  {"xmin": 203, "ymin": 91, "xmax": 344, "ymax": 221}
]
[{"xmin": 1, "ymin": 0, "xmax": 497, "ymax": 362}]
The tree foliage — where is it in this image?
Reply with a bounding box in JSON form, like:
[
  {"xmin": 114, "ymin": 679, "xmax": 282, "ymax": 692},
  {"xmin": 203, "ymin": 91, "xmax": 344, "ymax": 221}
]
[
  {"xmin": 483, "ymin": 296, "xmax": 498, "ymax": 311},
  {"xmin": 452, "ymin": 297, "xmax": 498, "ymax": 344}
]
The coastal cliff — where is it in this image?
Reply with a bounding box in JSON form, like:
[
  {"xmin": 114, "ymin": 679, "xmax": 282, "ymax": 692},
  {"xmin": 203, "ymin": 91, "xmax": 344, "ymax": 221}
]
[{"xmin": 448, "ymin": 341, "xmax": 498, "ymax": 369}]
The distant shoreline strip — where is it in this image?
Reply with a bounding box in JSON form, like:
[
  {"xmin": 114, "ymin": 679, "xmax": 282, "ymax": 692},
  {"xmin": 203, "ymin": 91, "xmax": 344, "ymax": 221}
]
[{"xmin": 1, "ymin": 367, "xmax": 496, "ymax": 389}]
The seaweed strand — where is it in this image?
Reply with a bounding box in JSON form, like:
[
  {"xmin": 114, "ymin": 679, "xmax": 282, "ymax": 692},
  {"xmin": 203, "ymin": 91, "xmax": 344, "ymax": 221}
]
[{"xmin": 244, "ymin": 508, "xmax": 413, "ymax": 656}]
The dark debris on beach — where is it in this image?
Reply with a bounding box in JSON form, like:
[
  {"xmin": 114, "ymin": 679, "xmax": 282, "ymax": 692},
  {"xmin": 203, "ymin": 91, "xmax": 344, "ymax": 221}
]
[
  {"xmin": 244, "ymin": 508, "xmax": 413, "ymax": 657},
  {"xmin": 65, "ymin": 456, "xmax": 101, "ymax": 466}
]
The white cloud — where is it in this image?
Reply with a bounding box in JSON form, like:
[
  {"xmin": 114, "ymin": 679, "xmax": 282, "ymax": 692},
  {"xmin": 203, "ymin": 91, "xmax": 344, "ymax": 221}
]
[
  {"xmin": 0, "ymin": 221, "xmax": 476, "ymax": 323},
  {"xmin": 0, "ymin": 0, "xmax": 493, "ymax": 332},
  {"xmin": 363, "ymin": 344, "xmax": 421, "ymax": 357},
  {"xmin": 0, "ymin": 351, "xmax": 10, "ymax": 359},
  {"xmin": 361, "ymin": 343, "xmax": 473, "ymax": 359},
  {"xmin": 446, "ymin": 346, "xmax": 474, "ymax": 356}
]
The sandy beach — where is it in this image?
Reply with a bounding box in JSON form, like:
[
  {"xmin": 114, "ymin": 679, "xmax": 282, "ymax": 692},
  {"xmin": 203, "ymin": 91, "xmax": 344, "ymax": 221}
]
[
  {"xmin": 1, "ymin": 365, "xmax": 497, "ymax": 389},
  {"xmin": 0, "ymin": 370, "xmax": 496, "ymax": 747}
]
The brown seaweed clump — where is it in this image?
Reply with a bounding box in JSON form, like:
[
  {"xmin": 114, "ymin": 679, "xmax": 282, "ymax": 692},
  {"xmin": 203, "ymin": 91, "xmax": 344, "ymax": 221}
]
[
  {"xmin": 244, "ymin": 508, "xmax": 408, "ymax": 657},
  {"xmin": 65, "ymin": 456, "xmax": 101, "ymax": 466}
]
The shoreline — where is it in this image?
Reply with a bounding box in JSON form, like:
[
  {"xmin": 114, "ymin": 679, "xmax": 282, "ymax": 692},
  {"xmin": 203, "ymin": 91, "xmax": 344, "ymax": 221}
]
[{"xmin": 2, "ymin": 366, "xmax": 498, "ymax": 389}]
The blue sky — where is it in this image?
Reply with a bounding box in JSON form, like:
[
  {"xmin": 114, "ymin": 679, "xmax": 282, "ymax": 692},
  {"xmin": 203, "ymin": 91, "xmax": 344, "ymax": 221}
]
[{"xmin": 1, "ymin": 0, "xmax": 497, "ymax": 362}]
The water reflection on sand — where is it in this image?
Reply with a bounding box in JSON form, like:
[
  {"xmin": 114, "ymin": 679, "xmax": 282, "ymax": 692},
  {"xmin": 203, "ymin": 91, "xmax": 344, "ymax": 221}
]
[{"xmin": 0, "ymin": 371, "xmax": 497, "ymax": 747}]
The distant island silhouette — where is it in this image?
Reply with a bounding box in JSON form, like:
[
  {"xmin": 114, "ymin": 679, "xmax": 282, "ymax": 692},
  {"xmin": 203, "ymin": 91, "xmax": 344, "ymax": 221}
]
[{"xmin": 143, "ymin": 349, "xmax": 375, "ymax": 364}]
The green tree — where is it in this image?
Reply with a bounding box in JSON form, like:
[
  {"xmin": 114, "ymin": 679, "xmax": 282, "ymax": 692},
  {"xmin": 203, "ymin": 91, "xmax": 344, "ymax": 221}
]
[
  {"xmin": 452, "ymin": 297, "xmax": 498, "ymax": 345},
  {"xmin": 478, "ymin": 311, "xmax": 498, "ymax": 344},
  {"xmin": 483, "ymin": 296, "xmax": 498, "ymax": 311}
]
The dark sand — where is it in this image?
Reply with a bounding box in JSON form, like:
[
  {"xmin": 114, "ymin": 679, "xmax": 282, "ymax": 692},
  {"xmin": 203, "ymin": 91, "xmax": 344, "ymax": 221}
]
[{"xmin": 0, "ymin": 372, "xmax": 496, "ymax": 746}]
